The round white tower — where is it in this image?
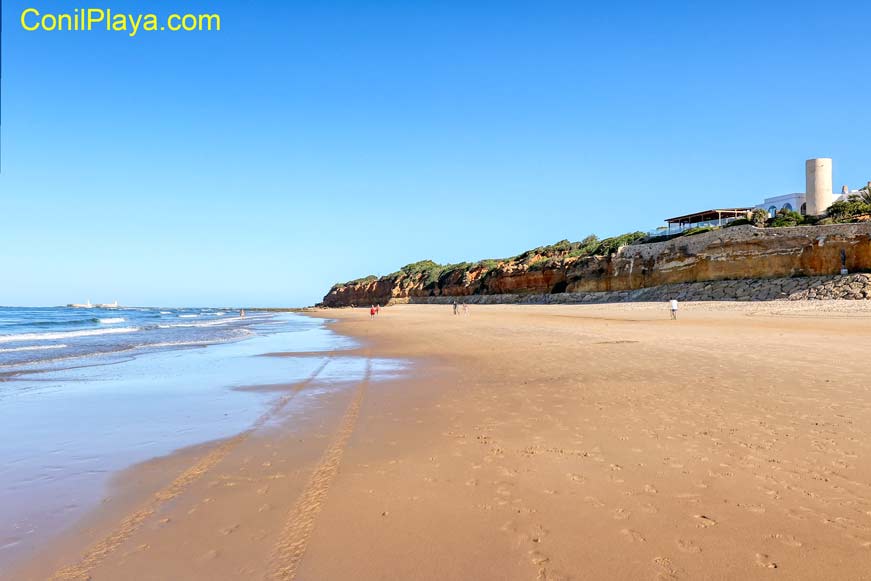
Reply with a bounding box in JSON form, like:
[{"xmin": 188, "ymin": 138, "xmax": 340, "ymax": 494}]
[{"xmin": 805, "ymin": 158, "xmax": 833, "ymax": 216}]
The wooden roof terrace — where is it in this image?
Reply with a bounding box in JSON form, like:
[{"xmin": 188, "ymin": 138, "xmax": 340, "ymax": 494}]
[{"xmin": 664, "ymin": 208, "xmax": 753, "ymax": 225}]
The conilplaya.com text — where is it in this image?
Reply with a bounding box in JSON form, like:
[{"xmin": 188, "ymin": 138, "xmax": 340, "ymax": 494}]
[{"xmin": 20, "ymin": 8, "xmax": 221, "ymax": 37}]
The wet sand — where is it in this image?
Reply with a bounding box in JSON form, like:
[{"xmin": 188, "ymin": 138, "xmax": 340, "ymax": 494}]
[{"xmin": 10, "ymin": 302, "xmax": 871, "ymax": 580}]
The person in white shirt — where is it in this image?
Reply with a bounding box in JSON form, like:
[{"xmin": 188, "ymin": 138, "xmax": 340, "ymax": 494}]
[{"xmin": 669, "ymin": 299, "xmax": 678, "ymax": 320}]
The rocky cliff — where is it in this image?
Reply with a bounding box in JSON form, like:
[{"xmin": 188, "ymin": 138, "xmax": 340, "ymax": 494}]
[{"xmin": 321, "ymin": 224, "xmax": 871, "ymax": 307}]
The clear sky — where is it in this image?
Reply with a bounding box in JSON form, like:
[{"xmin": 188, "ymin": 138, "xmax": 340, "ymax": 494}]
[{"xmin": 1, "ymin": 0, "xmax": 869, "ymax": 307}]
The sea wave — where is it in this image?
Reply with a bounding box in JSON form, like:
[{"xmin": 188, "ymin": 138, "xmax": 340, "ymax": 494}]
[
  {"xmin": 178, "ymin": 314, "xmax": 198, "ymax": 318},
  {"xmin": 0, "ymin": 344, "xmax": 69, "ymax": 353},
  {"xmin": 97, "ymin": 317, "xmax": 126, "ymax": 324},
  {"xmin": 148, "ymin": 339, "xmax": 220, "ymax": 348},
  {"xmin": 0, "ymin": 327, "xmax": 140, "ymax": 344},
  {"xmin": 157, "ymin": 318, "xmax": 240, "ymax": 329},
  {"xmin": 2, "ymin": 317, "xmax": 96, "ymax": 329},
  {"xmin": 155, "ymin": 314, "xmax": 269, "ymax": 330}
]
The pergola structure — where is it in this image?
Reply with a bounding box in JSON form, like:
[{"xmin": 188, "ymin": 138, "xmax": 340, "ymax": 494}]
[{"xmin": 664, "ymin": 208, "xmax": 753, "ymax": 235}]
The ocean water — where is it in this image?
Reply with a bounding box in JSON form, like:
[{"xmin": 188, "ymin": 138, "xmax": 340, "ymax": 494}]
[
  {"xmin": 0, "ymin": 307, "xmax": 405, "ymax": 571},
  {"xmin": 0, "ymin": 306, "xmax": 269, "ymax": 374}
]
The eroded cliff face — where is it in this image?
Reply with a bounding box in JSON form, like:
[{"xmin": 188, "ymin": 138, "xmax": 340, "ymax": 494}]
[{"xmin": 321, "ymin": 224, "xmax": 871, "ymax": 307}]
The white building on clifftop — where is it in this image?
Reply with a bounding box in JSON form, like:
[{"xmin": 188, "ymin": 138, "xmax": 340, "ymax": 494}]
[
  {"xmin": 659, "ymin": 158, "xmax": 867, "ymax": 235},
  {"xmin": 756, "ymin": 158, "xmax": 864, "ymax": 217}
]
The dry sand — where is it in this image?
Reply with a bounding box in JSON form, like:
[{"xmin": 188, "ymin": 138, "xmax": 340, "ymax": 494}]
[{"xmin": 10, "ymin": 302, "xmax": 871, "ymax": 580}]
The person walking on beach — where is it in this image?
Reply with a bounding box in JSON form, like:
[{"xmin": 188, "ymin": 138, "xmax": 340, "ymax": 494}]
[
  {"xmin": 375, "ymin": 304, "xmax": 381, "ymax": 316},
  {"xmin": 669, "ymin": 299, "xmax": 679, "ymax": 320},
  {"xmin": 240, "ymin": 309, "xmax": 245, "ymax": 318},
  {"xmin": 452, "ymin": 301, "xmax": 459, "ymax": 316},
  {"xmin": 462, "ymin": 302, "xmax": 469, "ymax": 316},
  {"xmin": 370, "ymin": 305, "xmax": 377, "ymax": 319}
]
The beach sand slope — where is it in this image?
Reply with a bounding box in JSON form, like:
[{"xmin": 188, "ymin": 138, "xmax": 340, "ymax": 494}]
[{"xmin": 14, "ymin": 303, "xmax": 871, "ymax": 580}]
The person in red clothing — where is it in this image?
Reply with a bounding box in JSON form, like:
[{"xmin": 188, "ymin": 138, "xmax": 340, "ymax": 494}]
[{"xmin": 370, "ymin": 305, "xmax": 376, "ymax": 319}]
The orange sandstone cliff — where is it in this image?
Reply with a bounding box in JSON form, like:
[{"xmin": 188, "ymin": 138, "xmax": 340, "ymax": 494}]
[{"xmin": 321, "ymin": 224, "xmax": 871, "ymax": 307}]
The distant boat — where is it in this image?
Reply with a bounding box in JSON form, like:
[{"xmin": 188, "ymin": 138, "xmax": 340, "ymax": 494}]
[{"xmin": 67, "ymin": 300, "xmax": 93, "ymax": 309}]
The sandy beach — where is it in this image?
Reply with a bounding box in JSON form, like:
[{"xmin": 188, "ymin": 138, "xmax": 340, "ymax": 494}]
[{"xmin": 11, "ymin": 302, "xmax": 871, "ymax": 580}]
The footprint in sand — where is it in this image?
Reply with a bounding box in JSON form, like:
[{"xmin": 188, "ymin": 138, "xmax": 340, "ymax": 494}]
[
  {"xmin": 693, "ymin": 515, "xmax": 718, "ymax": 528},
  {"xmin": 567, "ymin": 473, "xmax": 586, "ymax": 484},
  {"xmin": 641, "ymin": 503, "xmax": 659, "ymax": 514},
  {"xmin": 676, "ymin": 539, "xmax": 701, "ymax": 553},
  {"xmin": 219, "ymin": 524, "xmax": 239, "ymax": 536},
  {"xmin": 495, "ymin": 484, "xmax": 513, "ymax": 498},
  {"xmin": 742, "ymin": 504, "xmax": 766, "ymax": 514},
  {"xmin": 198, "ymin": 548, "xmax": 219, "ymax": 562},
  {"xmin": 755, "ymin": 553, "xmax": 778, "ymax": 569},
  {"xmin": 584, "ymin": 496, "xmax": 605, "ymax": 508},
  {"xmin": 653, "ymin": 556, "xmax": 681, "ymax": 580},
  {"xmin": 613, "ymin": 508, "xmax": 631, "ymax": 520},
  {"xmin": 529, "ymin": 525, "xmax": 549, "ymax": 545},
  {"xmin": 620, "ymin": 528, "xmax": 646, "ymax": 543},
  {"xmin": 771, "ymin": 533, "xmax": 803, "ymax": 547}
]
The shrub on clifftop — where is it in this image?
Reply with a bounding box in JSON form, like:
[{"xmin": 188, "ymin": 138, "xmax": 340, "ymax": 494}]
[
  {"xmin": 750, "ymin": 208, "xmax": 769, "ymax": 227},
  {"xmin": 770, "ymin": 209, "xmax": 806, "ymax": 228},
  {"xmin": 826, "ymin": 195, "xmax": 871, "ymax": 223},
  {"xmin": 592, "ymin": 231, "xmax": 647, "ymax": 255}
]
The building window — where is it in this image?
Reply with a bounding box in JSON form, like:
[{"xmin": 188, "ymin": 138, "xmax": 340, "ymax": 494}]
[
  {"xmin": 800, "ymin": 203, "xmax": 807, "ymax": 215},
  {"xmin": 768, "ymin": 205, "xmax": 777, "ymax": 218},
  {"xmin": 782, "ymin": 203, "xmax": 793, "ymax": 212}
]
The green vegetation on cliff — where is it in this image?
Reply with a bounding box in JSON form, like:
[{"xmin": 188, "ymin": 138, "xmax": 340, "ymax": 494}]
[
  {"xmin": 390, "ymin": 260, "xmax": 473, "ymax": 287},
  {"xmin": 334, "ymin": 231, "xmax": 649, "ymax": 289},
  {"xmin": 770, "ymin": 209, "xmax": 808, "ymax": 228},
  {"xmin": 824, "ymin": 194, "xmax": 871, "ymax": 224}
]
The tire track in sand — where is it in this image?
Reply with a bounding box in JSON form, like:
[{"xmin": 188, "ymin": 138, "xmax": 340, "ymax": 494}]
[
  {"xmin": 266, "ymin": 357, "xmax": 371, "ymax": 580},
  {"xmin": 50, "ymin": 357, "xmax": 334, "ymax": 581}
]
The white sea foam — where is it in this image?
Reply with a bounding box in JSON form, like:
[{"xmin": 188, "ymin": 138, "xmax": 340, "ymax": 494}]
[
  {"xmin": 157, "ymin": 317, "xmax": 244, "ymax": 329},
  {"xmin": 214, "ymin": 311, "xmax": 226, "ymax": 316},
  {"xmin": 178, "ymin": 314, "xmax": 198, "ymax": 318},
  {"xmin": 0, "ymin": 344, "xmax": 68, "ymax": 353},
  {"xmin": 98, "ymin": 317, "xmax": 125, "ymax": 324},
  {"xmin": 160, "ymin": 311, "xmax": 171, "ymax": 314},
  {"xmin": 0, "ymin": 327, "xmax": 139, "ymax": 344},
  {"xmin": 148, "ymin": 339, "xmax": 219, "ymax": 348}
]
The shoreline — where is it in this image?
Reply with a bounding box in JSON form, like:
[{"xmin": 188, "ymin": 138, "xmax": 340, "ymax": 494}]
[
  {"xmin": 9, "ymin": 302, "xmax": 871, "ymax": 580},
  {"xmin": 7, "ymin": 347, "xmax": 382, "ymax": 580},
  {"xmin": 0, "ymin": 315, "xmax": 360, "ymax": 577}
]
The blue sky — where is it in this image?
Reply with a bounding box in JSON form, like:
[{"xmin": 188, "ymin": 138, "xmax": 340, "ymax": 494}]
[{"xmin": 1, "ymin": 0, "xmax": 869, "ymax": 307}]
